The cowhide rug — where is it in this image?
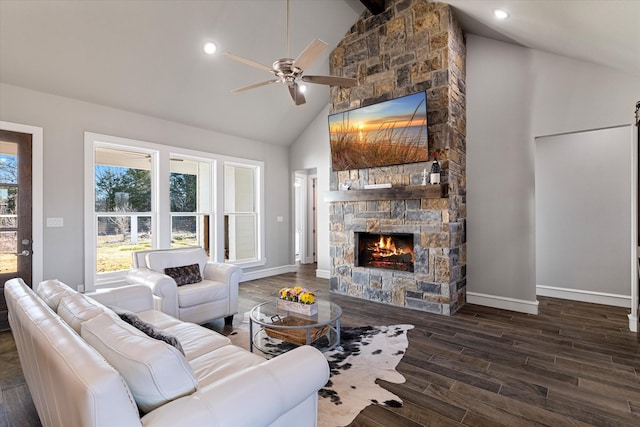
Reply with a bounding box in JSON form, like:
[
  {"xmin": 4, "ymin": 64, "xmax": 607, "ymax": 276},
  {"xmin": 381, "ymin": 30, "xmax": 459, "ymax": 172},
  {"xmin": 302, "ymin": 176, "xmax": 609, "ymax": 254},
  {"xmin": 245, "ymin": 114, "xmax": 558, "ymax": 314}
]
[{"xmin": 227, "ymin": 314, "xmax": 413, "ymax": 427}]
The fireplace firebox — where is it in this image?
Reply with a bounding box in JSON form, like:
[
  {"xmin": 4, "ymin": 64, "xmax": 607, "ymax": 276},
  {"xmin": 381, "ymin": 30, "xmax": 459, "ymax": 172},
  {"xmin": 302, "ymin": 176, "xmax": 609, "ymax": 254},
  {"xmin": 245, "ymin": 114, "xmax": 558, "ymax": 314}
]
[{"xmin": 355, "ymin": 232, "xmax": 415, "ymax": 272}]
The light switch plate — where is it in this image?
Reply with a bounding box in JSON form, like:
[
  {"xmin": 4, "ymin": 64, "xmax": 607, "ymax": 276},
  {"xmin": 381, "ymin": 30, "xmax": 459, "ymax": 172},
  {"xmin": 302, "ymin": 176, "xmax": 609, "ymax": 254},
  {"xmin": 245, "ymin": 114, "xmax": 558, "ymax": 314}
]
[{"xmin": 46, "ymin": 217, "xmax": 64, "ymax": 227}]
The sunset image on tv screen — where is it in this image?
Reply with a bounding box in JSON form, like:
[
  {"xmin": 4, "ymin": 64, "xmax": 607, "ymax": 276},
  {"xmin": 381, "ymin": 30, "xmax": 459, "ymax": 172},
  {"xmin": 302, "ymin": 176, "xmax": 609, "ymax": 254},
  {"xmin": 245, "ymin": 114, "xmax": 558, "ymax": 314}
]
[{"xmin": 328, "ymin": 91, "xmax": 428, "ymax": 171}]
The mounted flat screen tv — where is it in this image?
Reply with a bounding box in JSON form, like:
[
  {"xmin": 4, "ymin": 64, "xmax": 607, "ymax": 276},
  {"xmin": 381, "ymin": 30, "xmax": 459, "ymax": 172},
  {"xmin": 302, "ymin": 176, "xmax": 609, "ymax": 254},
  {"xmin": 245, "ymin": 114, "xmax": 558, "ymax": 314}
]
[{"xmin": 328, "ymin": 91, "xmax": 428, "ymax": 171}]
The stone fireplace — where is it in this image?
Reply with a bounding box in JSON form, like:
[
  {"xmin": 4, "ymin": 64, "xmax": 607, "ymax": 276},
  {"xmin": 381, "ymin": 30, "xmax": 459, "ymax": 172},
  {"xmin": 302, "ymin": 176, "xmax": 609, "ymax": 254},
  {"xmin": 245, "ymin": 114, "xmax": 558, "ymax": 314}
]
[{"xmin": 327, "ymin": 0, "xmax": 466, "ymax": 315}]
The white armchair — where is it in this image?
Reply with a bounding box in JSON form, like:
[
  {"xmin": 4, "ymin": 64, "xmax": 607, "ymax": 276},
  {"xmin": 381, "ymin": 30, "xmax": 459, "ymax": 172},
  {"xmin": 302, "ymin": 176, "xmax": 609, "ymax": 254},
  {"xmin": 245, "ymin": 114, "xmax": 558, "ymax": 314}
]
[{"xmin": 125, "ymin": 247, "xmax": 242, "ymax": 325}]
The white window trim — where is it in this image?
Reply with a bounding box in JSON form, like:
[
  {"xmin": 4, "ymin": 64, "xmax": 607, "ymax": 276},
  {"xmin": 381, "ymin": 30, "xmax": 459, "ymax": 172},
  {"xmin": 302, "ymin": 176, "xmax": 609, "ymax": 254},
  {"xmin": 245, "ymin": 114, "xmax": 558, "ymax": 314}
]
[
  {"xmin": 169, "ymin": 153, "xmax": 215, "ymax": 250},
  {"xmin": 84, "ymin": 132, "xmax": 266, "ymax": 290},
  {"xmin": 222, "ymin": 160, "xmax": 265, "ymax": 267},
  {"xmin": 84, "ymin": 133, "xmax": 159, "ymax": 289}
]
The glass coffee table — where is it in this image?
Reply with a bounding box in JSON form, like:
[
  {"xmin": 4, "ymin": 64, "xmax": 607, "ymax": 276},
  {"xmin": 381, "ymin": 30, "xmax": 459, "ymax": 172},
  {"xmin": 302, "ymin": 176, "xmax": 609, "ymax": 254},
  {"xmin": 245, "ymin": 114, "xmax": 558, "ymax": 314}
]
[{"xmin": 249, "ymin": 299, "xmax": 342, "ymax": 355}]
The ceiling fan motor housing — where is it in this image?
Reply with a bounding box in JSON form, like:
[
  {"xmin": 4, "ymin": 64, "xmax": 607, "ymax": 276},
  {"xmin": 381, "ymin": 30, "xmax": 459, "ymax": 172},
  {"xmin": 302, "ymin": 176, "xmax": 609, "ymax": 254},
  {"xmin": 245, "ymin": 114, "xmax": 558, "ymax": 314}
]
[{"xmin": 273, "ymin": 58, "xmax": 303, "ymax": 85}]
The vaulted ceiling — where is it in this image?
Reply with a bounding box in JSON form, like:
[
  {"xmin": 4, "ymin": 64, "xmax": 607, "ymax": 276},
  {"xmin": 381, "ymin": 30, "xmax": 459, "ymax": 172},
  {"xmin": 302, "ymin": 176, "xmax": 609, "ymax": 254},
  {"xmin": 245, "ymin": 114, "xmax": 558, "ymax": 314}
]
[{"xmin": 1, "ymin": 1, "xmax": 638, "ymax": 147}]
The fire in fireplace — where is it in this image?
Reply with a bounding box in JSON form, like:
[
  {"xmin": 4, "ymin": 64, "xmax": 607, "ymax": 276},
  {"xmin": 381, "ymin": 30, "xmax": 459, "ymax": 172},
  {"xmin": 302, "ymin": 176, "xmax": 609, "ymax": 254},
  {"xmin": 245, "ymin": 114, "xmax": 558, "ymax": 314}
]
[{"xmin": 355, "ymin": 232, "xmax": 415, "ymax": 272}]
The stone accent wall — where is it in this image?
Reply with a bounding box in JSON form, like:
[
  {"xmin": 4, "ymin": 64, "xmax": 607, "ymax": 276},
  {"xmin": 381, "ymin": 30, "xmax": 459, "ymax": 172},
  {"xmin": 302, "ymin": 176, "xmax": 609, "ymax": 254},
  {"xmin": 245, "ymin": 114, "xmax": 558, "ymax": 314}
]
[{"xmin": 328, "ymin": 0, "xmax": 466, "ymax": 315}]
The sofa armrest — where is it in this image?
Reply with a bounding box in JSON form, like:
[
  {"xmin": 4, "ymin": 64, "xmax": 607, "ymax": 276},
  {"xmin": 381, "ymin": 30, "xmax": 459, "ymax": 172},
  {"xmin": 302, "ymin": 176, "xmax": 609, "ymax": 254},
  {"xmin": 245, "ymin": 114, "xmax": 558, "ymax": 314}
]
[
  {"xmin": 125, "ymin": 268, "xmax": 179, "ymax": 317},
  {"xmin": 202, "ymin": 262, "xmax": 242, "ymax": 285},
  {"xmin": 203, "ymin": 262, "xmax": 242, "ymax": 317},
  {"xmin": 88, "ymin": 284, "xmax": 154, "ymax": 313},
  {"xmin": 140, "ymin": 346, "xmax": 329, "ymax": 427}
]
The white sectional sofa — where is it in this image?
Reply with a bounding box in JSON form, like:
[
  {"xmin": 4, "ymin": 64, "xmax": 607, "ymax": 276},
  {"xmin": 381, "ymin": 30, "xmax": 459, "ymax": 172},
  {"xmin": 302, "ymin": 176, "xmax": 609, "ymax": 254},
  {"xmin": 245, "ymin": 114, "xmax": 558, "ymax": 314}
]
[{"xmin": 5, "ymin": 278, "xmax": 330, "ymax": 427}]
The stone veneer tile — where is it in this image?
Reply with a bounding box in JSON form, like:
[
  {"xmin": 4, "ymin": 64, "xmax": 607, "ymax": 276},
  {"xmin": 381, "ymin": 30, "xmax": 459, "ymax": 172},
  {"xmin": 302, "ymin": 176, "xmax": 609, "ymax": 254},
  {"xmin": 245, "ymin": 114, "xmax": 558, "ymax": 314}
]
[
  {"xmin": 418, "ymin": 281, "xmax": 441, "ymax": 294},
  {"xmin": 352, "ymin": 270, "xmax": 369, "ymax": 286},
  {"xmin": 406, "ymin": 297, "xmax": 441, "ymax": 314},
  {"xmin": 348, "ymin": 283, "xmax": 363, "ymax": 297},
  {"xmin": 406, "ymin": 210, "xmax": 442, "ymax": 222},
  {"xmin": 406, "ymin": 290, "xmax": 423, "ymax": 299},
  {"xmin": 364, "ymin": 287, "xmax": 392, "ymax": 303}
]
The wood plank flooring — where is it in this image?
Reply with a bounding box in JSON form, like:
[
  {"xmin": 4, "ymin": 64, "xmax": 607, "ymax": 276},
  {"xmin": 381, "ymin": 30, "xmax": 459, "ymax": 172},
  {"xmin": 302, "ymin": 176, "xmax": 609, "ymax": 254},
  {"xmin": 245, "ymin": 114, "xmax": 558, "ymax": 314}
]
[{"xmin": 1, "ymin": 264, "xmax": 639, "ymax": 426}]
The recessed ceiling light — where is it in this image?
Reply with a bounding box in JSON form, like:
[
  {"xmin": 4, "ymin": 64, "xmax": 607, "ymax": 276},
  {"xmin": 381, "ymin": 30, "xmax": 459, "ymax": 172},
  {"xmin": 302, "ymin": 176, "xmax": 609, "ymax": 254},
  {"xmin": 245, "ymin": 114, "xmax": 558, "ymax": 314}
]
[
  {"xmin": 203, "ymin": 42, "xmax": 217, "ymax": 55},
  {"xmin": 494, "ymin": 9, "xmax": 509, "ymax": 19},
  {"xmin": 299, "ymin": 84, "xmax": 307, "ymax": 93}
]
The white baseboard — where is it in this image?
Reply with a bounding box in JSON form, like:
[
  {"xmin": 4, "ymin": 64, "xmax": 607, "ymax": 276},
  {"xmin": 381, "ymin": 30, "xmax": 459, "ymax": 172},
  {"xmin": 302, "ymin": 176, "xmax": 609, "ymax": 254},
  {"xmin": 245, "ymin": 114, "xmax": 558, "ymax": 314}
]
[
  {"xmin": 466, "ymin": 292, "xmax": 539, "ymax": 315},
  {"xmin": 628, "ymin": 314, "xmax": 638, "ymax": 332},
  {"xmin": 536, "ymin": 285, "xmax": 631, "ymax": 308},
  {"xmin": 316, "ymin": 269, "xmax": 330, "ymax": 279},
  {"xmin": 240, "ymin": 264, "xmax": 297, "ymax": 282}
]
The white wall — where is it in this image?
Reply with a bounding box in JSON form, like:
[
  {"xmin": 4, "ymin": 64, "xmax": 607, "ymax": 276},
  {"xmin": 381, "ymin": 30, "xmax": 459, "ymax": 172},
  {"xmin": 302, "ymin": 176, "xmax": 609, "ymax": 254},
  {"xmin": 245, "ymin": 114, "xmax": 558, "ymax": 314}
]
[
  {"xmin": 289, "ymin": 105, "xmax": 332, "ymax": 278},
  {"xmin": 530, "ymin": 50, "xmax": 638, "ymax": 136},
  {"xmin": 0, "ymin": 83, "xmax": 291, "ymax": 286},
  {"xmin": 466, "ymin": 35, "xmax": 640, "ymax": 313},
  {"xmin": 466, "ymin": 36, "xmax": 538, "ymax": 312}
]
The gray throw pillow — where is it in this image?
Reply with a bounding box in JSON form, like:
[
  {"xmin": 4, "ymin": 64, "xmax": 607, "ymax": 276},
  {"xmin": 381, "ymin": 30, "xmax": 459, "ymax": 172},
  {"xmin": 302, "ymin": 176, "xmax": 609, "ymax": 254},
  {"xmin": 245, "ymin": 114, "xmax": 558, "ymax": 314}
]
[
  {"xmin": 164, "ymin": 263, "xmax": 202, "ymax": 286},
  {"xmin": 110, "ymin": 307, "xmax": 185, "ymax": 356}
]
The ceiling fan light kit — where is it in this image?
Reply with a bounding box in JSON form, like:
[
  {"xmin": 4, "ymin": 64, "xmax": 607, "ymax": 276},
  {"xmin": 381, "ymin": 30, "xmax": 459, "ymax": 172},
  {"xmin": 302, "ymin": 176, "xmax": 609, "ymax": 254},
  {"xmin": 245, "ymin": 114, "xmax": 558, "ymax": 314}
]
[{"xmin": 225, "ymin": 0, "xmax": 356, "ymax": 105}]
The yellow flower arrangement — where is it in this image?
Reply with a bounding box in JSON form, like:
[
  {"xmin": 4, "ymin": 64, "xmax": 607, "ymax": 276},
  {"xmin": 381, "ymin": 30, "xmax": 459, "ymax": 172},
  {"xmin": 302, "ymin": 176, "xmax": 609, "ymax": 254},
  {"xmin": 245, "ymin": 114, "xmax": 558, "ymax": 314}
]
[
  {"xmin": 278, "ymin": 286, "xmax": 315, "ymax": 304},
  {"xmin": 299, "ymin": 292, "xmax": 315, "ymax": 304}
]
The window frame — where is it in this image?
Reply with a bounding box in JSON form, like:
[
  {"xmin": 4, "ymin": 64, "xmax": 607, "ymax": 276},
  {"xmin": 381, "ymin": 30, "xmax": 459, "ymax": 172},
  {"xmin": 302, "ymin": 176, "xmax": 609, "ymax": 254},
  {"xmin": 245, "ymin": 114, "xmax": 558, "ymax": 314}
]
[
  {"xmin": 169, "ymin": 154, "xmax": 215, "ymax": 252},
  {"xmin": 223, "ymin": 161, "xmax": 263, "ymax": 265},
  {"xmin": 84, "ymin": 132, "xmax": 265, "ymax": 290}
]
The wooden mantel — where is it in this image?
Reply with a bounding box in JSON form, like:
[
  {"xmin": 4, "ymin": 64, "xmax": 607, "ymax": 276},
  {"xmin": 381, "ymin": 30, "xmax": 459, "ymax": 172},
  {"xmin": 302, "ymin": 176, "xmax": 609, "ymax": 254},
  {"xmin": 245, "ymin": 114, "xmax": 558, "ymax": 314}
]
[{"xmin": 325, "ymin": 184, "xmax": 446, "ymax": 202}]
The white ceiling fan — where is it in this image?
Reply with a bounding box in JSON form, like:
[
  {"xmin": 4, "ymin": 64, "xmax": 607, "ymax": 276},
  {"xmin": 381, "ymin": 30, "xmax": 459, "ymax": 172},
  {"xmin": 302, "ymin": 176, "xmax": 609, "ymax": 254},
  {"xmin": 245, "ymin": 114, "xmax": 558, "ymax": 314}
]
[{"xmin": 224, "ymin": 0, "xmax": 357, "ymax": 106}]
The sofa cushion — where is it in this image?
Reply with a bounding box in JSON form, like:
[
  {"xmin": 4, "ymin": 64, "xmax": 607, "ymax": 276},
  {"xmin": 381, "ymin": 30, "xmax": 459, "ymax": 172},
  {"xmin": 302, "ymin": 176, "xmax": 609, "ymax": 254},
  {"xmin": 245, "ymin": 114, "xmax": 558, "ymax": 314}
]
[
  {"xmin": 137, "ymin": 309, "xmax": 183, "ymax": 329},
  {"xmin": 163, "ymin": 322, "xmax": 231, "ymax": 361},
  {"xmin": 36, "ymin": 279, "xmax": 76, "ymax": 311},
  {"xmin": 189, "ymin": 345, "xmax": 265, "ymax": 388},
  {"xmin": 145, "ymin": 248, "xmax": 207, "ymax": 276},
  {"xmin": 81, "ymin": 313, "xmax": 198, "ymax": 414},
  {"xmin": 57, "ymin": 293, "xmax": 110, "ymax": 334},
  {"xmin": 110, "ymin": 307, "xmax": 185, "ymax": 355},
  {"xmin": 164, "ymin": 263, "xmax": 202, "ymax": 286},
  {"xmin": 177, "ymin": 280, "xmax": 228, "ymax": 307}
]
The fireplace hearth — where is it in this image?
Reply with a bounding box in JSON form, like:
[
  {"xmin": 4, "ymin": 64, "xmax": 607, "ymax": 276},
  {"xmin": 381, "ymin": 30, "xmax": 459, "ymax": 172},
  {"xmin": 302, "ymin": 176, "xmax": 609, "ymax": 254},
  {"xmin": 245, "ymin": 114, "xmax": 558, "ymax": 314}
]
[{"xmin": 355, "ymin": 232, "xmax": 414, "ymax": 272}]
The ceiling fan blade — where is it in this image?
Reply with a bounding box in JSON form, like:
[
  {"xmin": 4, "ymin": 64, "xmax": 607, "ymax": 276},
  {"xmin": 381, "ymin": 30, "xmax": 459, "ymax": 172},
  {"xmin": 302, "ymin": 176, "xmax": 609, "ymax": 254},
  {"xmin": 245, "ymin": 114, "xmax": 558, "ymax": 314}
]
[
  {"xmin": 231, "ymin": 79, "xmax": 279, "ymax": 93},
  {"xmin": 288, "ymin": 84, "xmax": 306, "ymax": 105},
  {"xmin": 225, "ymin": 52, "xmax": 273, "ymax": 73},
  {"xmin": 302, "ymin": 75, "xmax": 357, "ymax": 87},
  {"xmin": 293, "ymin": 39, "xmax": 328, "ymax": 71}
]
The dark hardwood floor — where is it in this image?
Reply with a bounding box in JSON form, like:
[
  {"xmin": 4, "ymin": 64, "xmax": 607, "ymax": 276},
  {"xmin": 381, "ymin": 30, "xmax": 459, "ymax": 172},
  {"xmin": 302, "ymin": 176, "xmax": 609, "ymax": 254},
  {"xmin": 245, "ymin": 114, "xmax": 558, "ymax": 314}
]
[{"xmin": 2, "ymin": 264, "xmax": 639, "ymax": 426}]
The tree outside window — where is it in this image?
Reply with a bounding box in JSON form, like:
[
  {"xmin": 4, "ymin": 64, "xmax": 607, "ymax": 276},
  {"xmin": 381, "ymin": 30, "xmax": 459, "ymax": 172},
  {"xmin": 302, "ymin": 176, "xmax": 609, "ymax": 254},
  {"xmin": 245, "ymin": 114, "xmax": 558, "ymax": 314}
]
[{"xmin": 94, "ymin": 148, "xmax": 152, "ymax": 273}]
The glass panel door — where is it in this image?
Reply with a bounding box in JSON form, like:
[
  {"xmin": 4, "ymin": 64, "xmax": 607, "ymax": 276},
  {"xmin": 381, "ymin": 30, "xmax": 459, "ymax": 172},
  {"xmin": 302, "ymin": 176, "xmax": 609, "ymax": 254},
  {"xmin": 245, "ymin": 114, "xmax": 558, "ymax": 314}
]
[
  {"xmin": 0, "ymin": 131, "xmax": 32, "ymax": 285},
  {"xmin": 0, "ymin": 130, "xmax": 33, "ymax": 331}
]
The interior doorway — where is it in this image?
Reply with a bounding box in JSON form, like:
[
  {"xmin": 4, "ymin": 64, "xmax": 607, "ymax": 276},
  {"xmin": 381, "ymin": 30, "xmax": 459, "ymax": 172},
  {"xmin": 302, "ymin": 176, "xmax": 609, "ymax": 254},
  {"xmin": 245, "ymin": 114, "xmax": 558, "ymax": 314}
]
[
  {"xmin": 535, "ymin": 124, "xmax": 637, "ymax": 330},
  {"xmin": 293, "ymin": 168, "xmax": 317, "ymax": 264}
]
